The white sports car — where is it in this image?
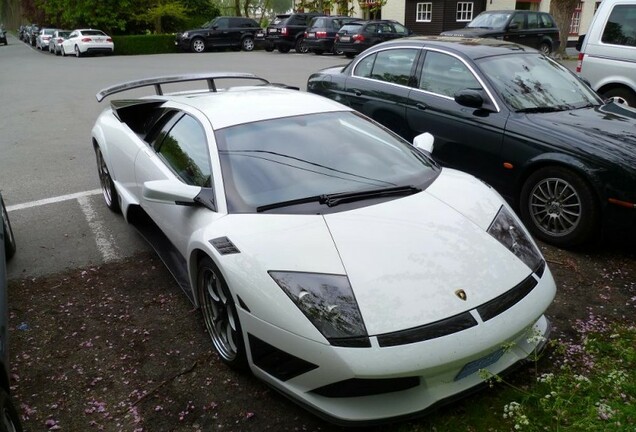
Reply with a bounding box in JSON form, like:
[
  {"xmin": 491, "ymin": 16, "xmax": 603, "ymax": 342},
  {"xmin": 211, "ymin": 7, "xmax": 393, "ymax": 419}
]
[{"xmin": 91, "ymin": 73, "xmax": 556, "ymax": 425}]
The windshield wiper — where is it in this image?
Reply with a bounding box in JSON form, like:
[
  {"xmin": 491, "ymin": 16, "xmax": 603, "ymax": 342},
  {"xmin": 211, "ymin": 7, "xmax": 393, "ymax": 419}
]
[
  {"xmin": 256, "ymin": 185, "xmax": 421, "ymax": 212},
  {"xmin": 516, "ymin": 106, "xmax": 568, "ymax": 113}
]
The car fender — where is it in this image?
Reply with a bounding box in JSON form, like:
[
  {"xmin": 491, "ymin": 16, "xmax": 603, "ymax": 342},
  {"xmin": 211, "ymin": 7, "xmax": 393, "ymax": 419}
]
[{"xmin": 515, "ymin": 152, "xmax": 604, "ymax": 205}]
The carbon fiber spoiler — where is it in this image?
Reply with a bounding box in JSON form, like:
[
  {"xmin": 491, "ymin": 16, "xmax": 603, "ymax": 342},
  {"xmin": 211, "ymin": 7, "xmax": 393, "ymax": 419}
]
[{"xmin": 95, "ymin": 72, "xmax": 273, "ymax": 102}]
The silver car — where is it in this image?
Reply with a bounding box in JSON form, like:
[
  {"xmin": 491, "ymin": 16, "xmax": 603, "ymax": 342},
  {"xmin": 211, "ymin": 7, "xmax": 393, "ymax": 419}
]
[
  {"xmin": 35, "ymin": 28, "xmax": 57, "ymax": 50},
  {"xmin": 49, "ymin": 29, "xmax": 71, "ymax": 55}
]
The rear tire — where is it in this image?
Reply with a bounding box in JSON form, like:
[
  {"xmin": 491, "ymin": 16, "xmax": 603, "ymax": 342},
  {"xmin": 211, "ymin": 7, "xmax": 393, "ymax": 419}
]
[
  {"xmin": 539, "ymin": 42, "xmax": 551, "ymax": 56},
  {"xmin": 241, "ymin": 37, "xmax": 254, "ymax": 51},
  {"xmin": 295, "ymin": 37, "xmax": 308, "ymax": 53},
  {"xmin": 602, "ymin": 87, "xmax": 636, "ymax": 107},
  {"xmin": 74, "ymin": 45, "xmax": 82, "ymax": 57},
  {"xmin": 94, "ymin": 146, "xmax": 121, "ymax": 213},
  {"xmin": 1, "ymin": 195, "xmax": 16, "ymax": 261}
]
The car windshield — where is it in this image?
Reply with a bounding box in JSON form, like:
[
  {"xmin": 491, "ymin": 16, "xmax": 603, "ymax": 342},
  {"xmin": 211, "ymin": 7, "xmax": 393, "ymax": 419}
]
[
  {"xmin": 477, "ymin": 54, "xmax": 601, "ymax": 111},
  {"xmin": 467, "ymin": 12, "xmax": 511, "ymax": 29},
  {"xmin": 215, "ymin": 112, "xmax": 438, "ymax": 213}
]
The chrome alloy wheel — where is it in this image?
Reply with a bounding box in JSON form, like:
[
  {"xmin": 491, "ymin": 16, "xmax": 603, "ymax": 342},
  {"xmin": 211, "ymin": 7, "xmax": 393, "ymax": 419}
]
[
  {"xmin": 96, "ymin": 149, "xmax": 114, "ymax": 207},
  {"xmin": 199, "ymin": 267, "xmax": 239, "ymax": 362},
  {"xmin": 528, "ymin": 177, "xmax": 581, "ymax": 237}
]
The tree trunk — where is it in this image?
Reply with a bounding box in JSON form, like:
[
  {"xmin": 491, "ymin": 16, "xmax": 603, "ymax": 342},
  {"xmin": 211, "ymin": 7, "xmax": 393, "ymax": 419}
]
[
  {"xmin": 549, "ymin": 0, "xmax": 579, "ymax": 57},
  {"xmin": 235, "ymin": 0, "xmax": 241, "ymax": 16}
]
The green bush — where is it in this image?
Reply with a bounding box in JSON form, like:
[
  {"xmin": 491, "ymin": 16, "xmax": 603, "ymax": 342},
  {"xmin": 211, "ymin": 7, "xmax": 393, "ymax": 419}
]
[{"xmin": 111, "ymin": 34, "xmax": 178, "ymax": 55}]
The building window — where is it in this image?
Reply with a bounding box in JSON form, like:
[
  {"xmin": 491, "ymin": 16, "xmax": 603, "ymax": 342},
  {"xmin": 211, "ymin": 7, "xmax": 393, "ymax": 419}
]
[
  {"xmin": 569, "ymin": 2, "xmax": 583, "ymax": 35},
  {"xmin": 456, "ymin": 2, "xmax": 474, "ymax": 22},
  {"xmin": 416, "ymin": 3, "xmax": 433, "ymax": 22}
]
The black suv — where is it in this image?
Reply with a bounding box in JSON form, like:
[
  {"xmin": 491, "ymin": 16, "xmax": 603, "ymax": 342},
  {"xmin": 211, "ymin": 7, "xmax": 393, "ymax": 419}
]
[
  {"xmin": 264, "ymin": 12, "xmax": 324, "ymax": 53},
  {"xmin": 303, "ymin": 16, "xmax": 358, "ymax": 55},
  {"xmin": 335, "ymin": 20, "xmax": 412, "ymax": 58},
  {"xmin": 440, "ymin": 10, "xmax": 560, "ymax": 55},
  {"xmin": 175, "ymin": 16, "xmax": 260, "ymax": 53}
]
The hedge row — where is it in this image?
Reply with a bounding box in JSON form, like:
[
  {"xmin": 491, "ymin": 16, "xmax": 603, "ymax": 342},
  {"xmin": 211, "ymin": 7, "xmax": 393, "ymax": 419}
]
[{"xmin": 111, "ymin": 34, "xmax": 178, "ymax": 55}]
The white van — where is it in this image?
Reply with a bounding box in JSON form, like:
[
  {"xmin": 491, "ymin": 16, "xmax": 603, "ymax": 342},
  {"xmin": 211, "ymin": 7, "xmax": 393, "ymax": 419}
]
[{"xmin": 576, "ymin": 0, "xmax": 636, "ymax": 107}]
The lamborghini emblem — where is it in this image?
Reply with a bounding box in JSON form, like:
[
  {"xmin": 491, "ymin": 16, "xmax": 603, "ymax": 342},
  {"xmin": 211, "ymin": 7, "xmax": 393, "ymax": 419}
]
[{"xmin": 455, "ymin": 289, "xmax": 467, "ymax": 301}]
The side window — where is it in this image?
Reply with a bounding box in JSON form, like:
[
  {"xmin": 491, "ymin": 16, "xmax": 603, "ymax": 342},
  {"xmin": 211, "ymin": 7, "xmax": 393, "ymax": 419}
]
[
  {"xmin": 157, "ymin": 115, "xmax": 212, "ymax": 187},
  {"xmin": 527, "ymin": 13, "xmax": 539, "ymax": 29},
  {"xmin": 601, "ymin": 5, "xmax": 636, "ymax": 47},
  {"xmin": 215, "ymin": 18, "xmax": 229, "ymax": 29},
  {"xmin": 366, "ymin": 24, "xmax": 378, "ymax": 34},
  {"xmin": 510, "ymin": 13, "xmax": 525, "ymax": 29},
  {"xmin": 539, "ymin": 14, "xmax": 553, "ymax": 28},
  {"xmin": 419, "ymin": 51, "xmax": 482, "ymax": 98},
  {"xmin": 366, "ymin": 49, "xmax": 417, "ymax": 85},
  {"xmin": 354, "ymin": 53, "xmax": 377, "ymax": 77},
  {"xmin": 392, "ymin": 23, "xmax": 410, "ymax": 35}
]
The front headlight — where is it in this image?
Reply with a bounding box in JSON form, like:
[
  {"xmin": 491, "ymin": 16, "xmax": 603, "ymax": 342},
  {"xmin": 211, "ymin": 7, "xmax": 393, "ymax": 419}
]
[
  {"xmin": 182, "ymin": 32, "xmax": 189, "ymax": 38},
  {"xmin": 488, "ymin": 206, "xmax": 543, "ymax": 272},
  {"xmin": 269, "ymin": 271, "xmax": 369, "ymax": 347}
]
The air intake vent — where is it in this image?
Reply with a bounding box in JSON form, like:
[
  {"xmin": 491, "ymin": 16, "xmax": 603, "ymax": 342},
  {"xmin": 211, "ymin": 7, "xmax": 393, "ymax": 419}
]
[
  {"xmin": 248, "ymin": 335, "xmax": 318, "ymax": 381},
  {"xmin": 377, "ymin": 312, "xmax": 478, "ymax": 347},
  {"xmin": 477, "ymin": 274, "xmax": 538, "ymax": 322},
  {"xmin": 312, "ymin": 377, "xmax": 420, "ymax": 398},
  {"xmin": 210, "ymin": 237, "xmax": 240, "ymax": 255}
]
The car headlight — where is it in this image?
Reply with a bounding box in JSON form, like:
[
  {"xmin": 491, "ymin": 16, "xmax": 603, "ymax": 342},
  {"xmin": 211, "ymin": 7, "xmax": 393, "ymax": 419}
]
[
  {"xmin": 182, "ymin": 32, "xmax": 189, "ymax": 38},
  {"xmin": 488, "ymin": 206, "xmax": 543, "ymax": 272},
  {"xmin": 269, "ymin": 271, "xmax": 369, "ymax": 347}
]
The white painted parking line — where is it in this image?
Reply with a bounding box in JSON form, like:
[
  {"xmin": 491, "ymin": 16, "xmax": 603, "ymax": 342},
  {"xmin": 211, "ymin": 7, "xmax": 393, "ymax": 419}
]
[
  {"xmin": 77, "ymin": 195, "xmax": 120, "ymax": 262},
  {"xmin": 6, "ymin": 189, "xmax": 102, "ymax": 212}
]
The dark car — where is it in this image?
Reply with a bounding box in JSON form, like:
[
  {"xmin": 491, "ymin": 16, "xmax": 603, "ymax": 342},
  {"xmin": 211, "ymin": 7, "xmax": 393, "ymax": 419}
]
[
  {"xmin": 264, "ymin": 12, "xmax": 324, "ymax": 53},
  {"xmin": 0, "ymin": 27, "xmax": 6, "ymax": 46},
  {"xmin": 175, "ymin": 16, "xmax": 260, "ymax": 53},
  {"xmin": 27, "ymin": 24, "xmax": 40, "ymax": 46},
  {"xmin": 441, "ymin": 10, "xmax": 560, "ymax": 55},
  {"xmin": 334, "ymin": 20, "xmax": 412, "ymax": 58},
  {"xmin": 0, "ymin": 193, "xmax": 22, "ymax": 432},
  {"xmin": 303, "ymin": 16, "xmax": 358, "ymax": 55},
  {"xmin": 307, "ymin": 37, "xmax": 636, "ymax": 247}
]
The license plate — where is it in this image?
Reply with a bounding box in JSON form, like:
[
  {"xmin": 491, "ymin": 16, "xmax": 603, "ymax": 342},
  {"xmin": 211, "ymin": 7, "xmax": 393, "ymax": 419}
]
[
  {"xmin": 454, "ymin": 349, "xmax": 504, "ymax": 381},
  {"xmin": 339, "ymin": 36, "xmax": 350, "ymax": 42},
  {"xmin": 268, "ymin": 29, "xmax": 278, "ymax": 34},
  {"xmin": 307, "ymin": 32, "xmax": 315, "ymax": 38}
]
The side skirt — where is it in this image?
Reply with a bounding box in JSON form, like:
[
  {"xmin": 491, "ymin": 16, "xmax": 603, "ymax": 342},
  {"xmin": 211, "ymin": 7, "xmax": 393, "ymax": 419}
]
[{"xmin": 127, "ymin": 206, "xmax": 194, "ymax": 304}]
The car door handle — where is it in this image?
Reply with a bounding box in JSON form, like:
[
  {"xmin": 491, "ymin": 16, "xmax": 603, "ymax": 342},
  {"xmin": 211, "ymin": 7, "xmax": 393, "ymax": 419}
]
[
  {"xmin": 416, "ymin": 103, "xmax": 427, "ymax": 110},
  {"xmin": 353, "ymin": 90, "xmax": 362, "ymax": 97}
]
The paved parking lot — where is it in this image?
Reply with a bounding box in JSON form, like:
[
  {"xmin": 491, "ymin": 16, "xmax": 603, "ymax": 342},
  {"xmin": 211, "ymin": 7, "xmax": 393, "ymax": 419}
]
[{"xmin": 0, "ymin": 34, "xmax": 346, "ymax": 279}]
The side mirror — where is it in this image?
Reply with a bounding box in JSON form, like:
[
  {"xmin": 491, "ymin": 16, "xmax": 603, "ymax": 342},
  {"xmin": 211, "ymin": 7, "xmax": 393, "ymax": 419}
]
[
  {"xmin": 413, "ymin": 132, "xmax": 435, "ymax": 153},
  {"xmin": 455, "ymin": 89, "xmax": 484, "ymax": 109},
  {"xmin": 143, "ymin": 180, "xmax": 200, "ymax": 205}
]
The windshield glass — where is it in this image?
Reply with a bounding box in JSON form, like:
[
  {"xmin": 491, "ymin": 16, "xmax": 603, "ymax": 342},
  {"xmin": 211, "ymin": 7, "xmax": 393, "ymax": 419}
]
[
  {"xmin": 477, "ymin": 54, "xmax": 601, "ymax": 111},
  {"xmin": 216, "ymin": 112, "xmax": 438, "ymax": 213},
  {"xmin": 467, "ymin": 12, "xmax": 511, "ymax": 29}
]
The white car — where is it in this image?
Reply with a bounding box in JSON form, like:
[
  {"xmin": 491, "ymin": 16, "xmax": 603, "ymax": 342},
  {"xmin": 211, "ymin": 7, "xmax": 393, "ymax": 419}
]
[
  {"xmin": 61, "ymin": 28, "xmax": 113, "ymax": 57},
  {"xmin": 91, "ymin": 73, "xmax": 556, "ymax": 425}
]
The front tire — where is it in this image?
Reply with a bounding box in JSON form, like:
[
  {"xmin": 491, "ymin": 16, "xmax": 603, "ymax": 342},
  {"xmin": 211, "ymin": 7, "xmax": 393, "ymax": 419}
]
[
  {"xmin": 241, "ymin": 36, "xmax": 254, "ymax": 51},
  {"xmin": 1, "ymin": 195, "xmax": 16, "ymax": 261},
  {"xmin": 539, "ymin": 42, "xmax": 551, "ymax": 56},
  {"xmin": 197, "ymin": 256, "xmax": 247, "ymax": 370},
  {"xmin": 94, "ymin": 146, "xmax": 121, "ymax": 213},
  {"xmin": 520, "ymin": 166, "xmax": 598, "ymax": 247},
  {"xmin": 190, "ymin": 37, "xmax": 206, "ymax": 53}
]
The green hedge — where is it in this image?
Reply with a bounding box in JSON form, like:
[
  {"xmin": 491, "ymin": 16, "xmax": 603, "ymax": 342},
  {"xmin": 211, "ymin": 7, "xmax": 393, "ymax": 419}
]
[{"xmin": 111, "ymin": 34, "xmax": 178, "ymax": 56}]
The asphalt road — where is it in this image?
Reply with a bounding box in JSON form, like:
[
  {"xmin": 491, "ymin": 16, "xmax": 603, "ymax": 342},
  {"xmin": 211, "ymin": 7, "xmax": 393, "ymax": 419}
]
[{"xmin": 0, "ymin": 33, "xmax": 346, "ymax": 279}]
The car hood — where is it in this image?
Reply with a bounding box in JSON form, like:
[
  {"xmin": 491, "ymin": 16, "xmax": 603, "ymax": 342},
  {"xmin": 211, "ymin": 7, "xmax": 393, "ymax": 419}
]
[
  {"xmin": 513, "ymin": 103, "xmax": 636, "ymax": 167},
  {"xmin": 440, "ymin": 28, "xmax": 499, "ymax": 37},
  {"xmin": 323, "ymin": 169, "xmax": 534, "ymax": 335}
]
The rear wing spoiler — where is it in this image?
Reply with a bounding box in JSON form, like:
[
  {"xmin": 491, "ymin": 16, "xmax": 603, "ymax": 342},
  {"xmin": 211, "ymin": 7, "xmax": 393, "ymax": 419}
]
[{"xmin": 96, "ymin": 72, "xmax": 277, "ymax": 102}]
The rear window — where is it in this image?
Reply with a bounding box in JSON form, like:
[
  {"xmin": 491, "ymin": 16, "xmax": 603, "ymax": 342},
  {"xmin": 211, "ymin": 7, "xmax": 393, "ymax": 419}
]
[
  {"xmin": 82, "ymin": 30, "xmax": 107, "ymax": 36},
  {"xmin": 272, "ymin": 15, "xmax": 289, "ymax": 25},
  {"xmin": 339, "ymin": 24, "xmax": 363, "ymax": 33},
  {"xmin": 601, "ymin": 5, "xmax": 636, "ymax": 47}
]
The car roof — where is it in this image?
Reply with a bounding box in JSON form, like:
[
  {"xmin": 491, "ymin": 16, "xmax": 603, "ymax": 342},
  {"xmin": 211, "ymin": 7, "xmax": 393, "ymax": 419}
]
[
  {"xmin": 376, "ymin": 36, "xmax": 539, "ymax": 59},
  {"xmin": 160, "ymin": 87, "xmax": 352, "ymax": 130}
]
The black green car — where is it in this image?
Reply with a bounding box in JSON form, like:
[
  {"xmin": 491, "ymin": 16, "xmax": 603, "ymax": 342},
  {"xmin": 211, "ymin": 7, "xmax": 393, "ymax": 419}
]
[{"xmin": 307, "ymin": 37, "xmax": 636, "ymax": 247}]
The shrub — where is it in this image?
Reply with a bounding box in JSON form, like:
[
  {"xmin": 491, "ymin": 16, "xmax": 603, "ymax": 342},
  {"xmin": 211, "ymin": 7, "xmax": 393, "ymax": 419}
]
[{"xmin": 111, "ymin": 34, "xmax": 177, "ymax": 55}]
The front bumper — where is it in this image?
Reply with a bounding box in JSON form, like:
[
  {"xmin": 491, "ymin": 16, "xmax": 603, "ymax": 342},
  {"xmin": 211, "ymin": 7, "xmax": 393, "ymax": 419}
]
[{"xmin": 240, "ymin": 266, "xmax": 556, "ymax": 424}]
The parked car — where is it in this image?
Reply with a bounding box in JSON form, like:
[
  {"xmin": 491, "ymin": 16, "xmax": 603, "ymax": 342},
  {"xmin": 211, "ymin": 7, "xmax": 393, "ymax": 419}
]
[
  {"xmin": 307, "ymin": 37, "xmax": 636, "ymax": 247},
  {"xmin": 334, "ymin": 20, "xmax": 412, "ymax": 58},
  {"xmin": 0, "ymin": 27, "xmax": 6, "ymax": 46},
  {"xmin": 92, "ymin": 72, "xmax": 555, "ymax": 425},
  {"xmin": 303, "ymin": 16, "xmax": 359, "ymax": 55},
  {"xmin": 49, "ymin": 29, "xmax": 71, "ymax": 55},
  {"xmin": 576, "ymin": 0, "xmax": 636, "ymax": 107},
  {"xmin": 0, "ymin": 193, "xmax": 22, "ymax": 432},
  {"xmin": 27, "ymin": 24, "xmax": 39, "ymax": 46},
  {"xmin": 175, "ymin": 16, "xmax": 260, "ymax": 53},
  {"xmin": 61, "ymin": 29, "xmax": 113, "ymax": 57},
  {"xmin": 441, "ymin": 10, "xmax": 560, "ymax": 55},
  {"xmin": 35, "ymin": 27, "xmax": 57, "ymax": 50},
  {"xmin": 264, "ymin": 12, "xmax": 324, "ymax": 53}
]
